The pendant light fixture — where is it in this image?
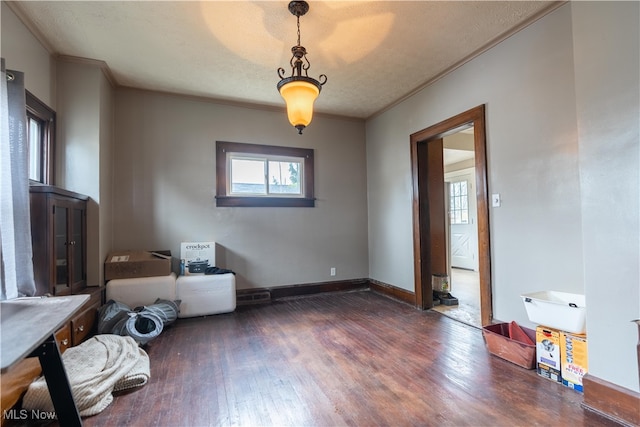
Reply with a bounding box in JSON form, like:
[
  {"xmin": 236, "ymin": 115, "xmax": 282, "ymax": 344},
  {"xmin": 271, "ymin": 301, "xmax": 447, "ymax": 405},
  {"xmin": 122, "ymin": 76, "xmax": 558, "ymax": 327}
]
[{"xmin": 277, "ymin": 1, "xmax": 327, "ymax": 134}]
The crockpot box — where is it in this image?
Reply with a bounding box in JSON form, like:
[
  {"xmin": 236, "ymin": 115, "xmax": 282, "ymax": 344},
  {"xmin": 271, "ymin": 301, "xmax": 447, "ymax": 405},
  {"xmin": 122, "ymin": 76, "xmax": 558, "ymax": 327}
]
[
  {"xmin": 180, "ymin": 242, "xmax": 216, "ymax": 275},
  {"xmin": 536, "ymin": 326, "xmax": 562, "ymax": 383},
  {"xmin": 104, "ymin": 250, "xmax": 172, "ymax": 281}
]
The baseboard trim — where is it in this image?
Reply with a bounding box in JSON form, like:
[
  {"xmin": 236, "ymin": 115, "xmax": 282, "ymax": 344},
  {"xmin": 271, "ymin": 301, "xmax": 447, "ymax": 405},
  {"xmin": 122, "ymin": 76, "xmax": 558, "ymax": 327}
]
[
  {"xmin": 270, "ymin": 279, "xmax": 369, "ymax": 300},
  {"xmin": 368, "ymin": 279, "xmax": 416, "ymax": 306},
  {"xmin": 236, "ymin": 279, "xmax": 369, "ymax": 305},
  {"xmin": 582, "ymin": 374, "xmax": 640, "ymax": 426}
]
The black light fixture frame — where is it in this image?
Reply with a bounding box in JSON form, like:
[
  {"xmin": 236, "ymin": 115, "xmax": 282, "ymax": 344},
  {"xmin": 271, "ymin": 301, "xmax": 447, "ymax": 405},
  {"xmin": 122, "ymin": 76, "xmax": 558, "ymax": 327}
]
[{"xmin": 277, "ymin": 0, "xmax": 327, "ymax": 134}]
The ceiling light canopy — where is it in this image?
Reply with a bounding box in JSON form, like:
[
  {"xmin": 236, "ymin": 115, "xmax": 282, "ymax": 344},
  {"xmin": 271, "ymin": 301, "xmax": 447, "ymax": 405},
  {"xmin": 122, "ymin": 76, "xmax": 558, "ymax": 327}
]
[{"xmin": 277, "ymin": 1, "xmax": 327, "ymax": 135}]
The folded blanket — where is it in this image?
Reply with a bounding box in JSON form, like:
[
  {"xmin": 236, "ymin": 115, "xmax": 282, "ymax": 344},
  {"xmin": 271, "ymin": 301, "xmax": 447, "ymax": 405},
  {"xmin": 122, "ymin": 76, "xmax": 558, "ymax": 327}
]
[{"xmin": 22, "ymin": 335, "xmax": 149, "ymax": 417}]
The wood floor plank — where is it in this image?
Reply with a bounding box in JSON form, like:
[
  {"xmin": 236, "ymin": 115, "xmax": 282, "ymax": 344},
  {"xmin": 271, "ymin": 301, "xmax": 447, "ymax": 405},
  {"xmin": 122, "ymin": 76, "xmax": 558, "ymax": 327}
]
[{"xmin": 74, "ymin": 290, "xmax": 617, "ymax": 427}]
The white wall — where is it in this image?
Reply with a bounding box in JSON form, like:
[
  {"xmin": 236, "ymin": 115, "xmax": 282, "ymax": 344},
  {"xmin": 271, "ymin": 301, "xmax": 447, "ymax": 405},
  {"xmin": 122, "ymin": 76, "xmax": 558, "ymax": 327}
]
[
  {"xmin": 366, "ymin": 2, "xmax": 639, "ymax": 394},
  {"xmin": 572, "ymin": 1, "xmax": 639, "ymax": 392},
  {"xmin": 1, "ymin": 2, "xmax": 55, "ymax": 106},
  {"xmin": 113, "ymin": 89, "xmax": 368, "ymax": 290}
]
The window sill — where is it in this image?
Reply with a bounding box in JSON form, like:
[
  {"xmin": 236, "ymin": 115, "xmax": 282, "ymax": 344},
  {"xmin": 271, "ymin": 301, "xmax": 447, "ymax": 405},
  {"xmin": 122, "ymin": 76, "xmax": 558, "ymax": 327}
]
[{"xmin": 215, "ymin": 196, "xmax": 315, "ymax": 208}]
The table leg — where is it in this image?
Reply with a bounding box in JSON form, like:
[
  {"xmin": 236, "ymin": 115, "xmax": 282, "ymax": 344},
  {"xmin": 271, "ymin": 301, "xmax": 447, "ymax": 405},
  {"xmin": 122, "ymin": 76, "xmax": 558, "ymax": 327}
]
[{"xmin": 30, "ymin": 334, "xmax": 82, "ymax": 427}]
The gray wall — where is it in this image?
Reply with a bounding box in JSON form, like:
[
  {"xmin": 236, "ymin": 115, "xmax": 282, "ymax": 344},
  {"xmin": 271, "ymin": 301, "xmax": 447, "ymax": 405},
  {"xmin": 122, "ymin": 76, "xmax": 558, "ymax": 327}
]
[
  {"xmin": 2, "ymin": 4, "xmax": 115, "ymax": 286},
  {"xmin": 55, "ymin": 59, "xmax": 114, "ymax": 286},
  {"xmin": 113, "ymin": 89, "xmax": 369, "ymax": 290},
  {"xmin": 1, "ymin": 2, "xmax": 55, "ymax": 106},
  {"xmin": 367, "ymin": 4, "xmax": 583, "ymax": 307},
  {"xmin": 366, "ymin": 2, "xmax": 639, "ymax": 392},
  {"xmin": 572, "ymin": 1, "xmax": 639, "ymax": 392}
]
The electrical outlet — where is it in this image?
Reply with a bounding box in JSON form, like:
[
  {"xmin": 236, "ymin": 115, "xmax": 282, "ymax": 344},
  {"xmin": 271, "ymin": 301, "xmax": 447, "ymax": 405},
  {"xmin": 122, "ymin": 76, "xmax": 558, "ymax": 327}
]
[
  {"xmin": 492, "ymin": 193, "xmax": 501, "ymax": 207},
  {"xmin": 330, "ymin": 267, "xmax": 336, "ymax": 276}
]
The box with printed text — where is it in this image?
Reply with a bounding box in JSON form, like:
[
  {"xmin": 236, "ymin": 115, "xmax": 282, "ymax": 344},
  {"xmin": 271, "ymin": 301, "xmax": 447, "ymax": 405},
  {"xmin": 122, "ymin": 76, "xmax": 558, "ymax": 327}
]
[
  {"xmin": 560, "ymin": 331, "xmax": 588, "ymax": 392},
  {"xmin": 536, "ymin": 326, "xmax": 562, "ymax": 383},
  {"xmin": 180, "ymin": 242, "xmax": 215, "ymax": 275}
]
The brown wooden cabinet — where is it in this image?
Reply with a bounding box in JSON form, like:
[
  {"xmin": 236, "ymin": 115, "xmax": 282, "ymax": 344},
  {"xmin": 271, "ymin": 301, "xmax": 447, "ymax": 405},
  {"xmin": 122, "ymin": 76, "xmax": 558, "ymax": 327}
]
[
  {"xmin": 30, "ymin": 184, "xmax": 104, "ymax": 347},
  {"xmin": 30, "ymin": 185, "xmax": 89, "ymax": 296}
]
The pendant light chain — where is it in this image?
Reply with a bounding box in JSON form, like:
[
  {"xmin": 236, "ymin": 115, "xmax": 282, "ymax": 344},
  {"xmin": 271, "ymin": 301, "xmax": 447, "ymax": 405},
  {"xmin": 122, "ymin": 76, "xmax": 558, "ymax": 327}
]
[{"xmin": 297, "ymin": 14, "xmax": 301, "ymax": 47}]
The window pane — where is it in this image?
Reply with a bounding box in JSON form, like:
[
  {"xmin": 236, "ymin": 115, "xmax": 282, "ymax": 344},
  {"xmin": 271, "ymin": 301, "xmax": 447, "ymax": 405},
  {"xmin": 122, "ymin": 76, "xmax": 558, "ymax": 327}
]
[
  {"xmin": 28, "ymin": 117, "xmax": 41, "ymax": 181},
  {"xmin": 268, "ymin": 161, "xmax": 301, "ymax": 194},
  {"xmin": 460, "ymin": 181, "xmax": 467, "ymax": 195},
  {"xmin": 230, "ymin": 158, "xmax": 266, "ymax": 194}
]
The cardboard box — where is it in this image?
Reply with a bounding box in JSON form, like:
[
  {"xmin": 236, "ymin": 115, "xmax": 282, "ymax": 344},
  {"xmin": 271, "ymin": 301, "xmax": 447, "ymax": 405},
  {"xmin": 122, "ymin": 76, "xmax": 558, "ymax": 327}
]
[
  {"xmin": 180, "ymin": 242, "xmax": 215, "ymax": 275},
  {"xmin": 482, "ymin": 323, "xmax": 536, "ymax": 369},
  {"xmin": 536, "ymin": 326, "xmax": 562, "ymax": 383},
  {"xmin": 560, "ymin": 331, "xmax": 588, "ymax": 392},
  {"xmin": 104, "ymin": 250, "xmax": 172, "ymax": 281}
]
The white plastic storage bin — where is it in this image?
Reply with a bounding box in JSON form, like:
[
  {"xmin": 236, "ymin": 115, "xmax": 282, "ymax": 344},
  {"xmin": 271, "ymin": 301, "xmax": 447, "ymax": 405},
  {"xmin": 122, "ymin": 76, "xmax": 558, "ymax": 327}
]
[
  {"xmin": 521, "ymin": 291, "xmax": 586, "ymax": 334},
  {"xmin": 176, "ymin": 273, "xmax": 236, "ymax": 318},
  {"xmin": 106, "ymin": 273, "xmax": 177, "ymax": 308}
]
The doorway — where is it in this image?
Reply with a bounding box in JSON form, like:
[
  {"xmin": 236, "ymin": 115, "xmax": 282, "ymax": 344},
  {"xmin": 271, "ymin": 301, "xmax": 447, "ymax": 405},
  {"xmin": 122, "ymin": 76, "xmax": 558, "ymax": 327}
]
[{"xmin": 410, "ymin": 105, "xmax": 492, "ymax": 326}]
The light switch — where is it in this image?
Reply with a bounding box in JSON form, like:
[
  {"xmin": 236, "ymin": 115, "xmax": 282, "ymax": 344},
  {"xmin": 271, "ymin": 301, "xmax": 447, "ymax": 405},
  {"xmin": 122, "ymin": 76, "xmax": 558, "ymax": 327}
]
[{"xmin": 492, "ymin": 193, "xmax": 501, "ymax": 207}]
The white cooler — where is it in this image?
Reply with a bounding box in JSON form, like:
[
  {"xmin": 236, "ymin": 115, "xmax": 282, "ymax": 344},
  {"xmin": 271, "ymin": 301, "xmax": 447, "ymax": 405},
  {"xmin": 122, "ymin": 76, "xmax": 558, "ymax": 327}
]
[
  {"xmin": 176, "ymin": 273, "xmax": 236, "ymax": 318},
  {"xmin": 106, "ymin": 273, "xmax": 177, "ymax": 308}
]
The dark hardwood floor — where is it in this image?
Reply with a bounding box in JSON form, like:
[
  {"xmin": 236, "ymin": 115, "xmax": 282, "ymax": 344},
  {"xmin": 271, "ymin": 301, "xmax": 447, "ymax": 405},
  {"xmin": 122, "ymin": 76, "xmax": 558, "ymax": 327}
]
[{"xmin": 79, "ymin": 290, "xmax": 615, "ymax": 427}]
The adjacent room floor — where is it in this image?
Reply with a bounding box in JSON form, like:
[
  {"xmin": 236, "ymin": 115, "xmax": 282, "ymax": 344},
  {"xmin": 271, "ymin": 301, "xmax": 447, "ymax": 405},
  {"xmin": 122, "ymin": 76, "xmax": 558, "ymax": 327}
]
[
  {"xmin": 76, "ymin": 290, "xmax": 613, "ymax": 427},
  {"xmin": 432, "ymin": 268, "xmax": 481, "ymax": 328}
]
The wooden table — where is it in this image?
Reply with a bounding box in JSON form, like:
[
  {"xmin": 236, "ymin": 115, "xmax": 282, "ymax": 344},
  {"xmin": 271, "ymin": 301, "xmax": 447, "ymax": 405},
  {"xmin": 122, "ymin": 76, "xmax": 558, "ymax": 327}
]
[{"xmin": 1, "ymin": 295, "xmax": 89, "ymax": 426}]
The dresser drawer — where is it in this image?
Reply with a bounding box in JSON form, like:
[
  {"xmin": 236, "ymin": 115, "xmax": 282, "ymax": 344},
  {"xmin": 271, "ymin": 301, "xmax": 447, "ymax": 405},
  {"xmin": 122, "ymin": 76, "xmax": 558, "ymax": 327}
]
[
  {"xmin": 55, "ymin": 324, "xmax": 71, "ymax": 353},
  {"xmin": 71, "ymin": 303, "xmax": 98, "ymax": 345}
]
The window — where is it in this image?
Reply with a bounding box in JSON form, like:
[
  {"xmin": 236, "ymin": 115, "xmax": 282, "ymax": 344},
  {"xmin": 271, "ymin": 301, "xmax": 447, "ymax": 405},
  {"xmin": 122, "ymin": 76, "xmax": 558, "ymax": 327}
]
[
  {"xmin": 449, "ymin": 180, "xmax": 469, "ymax": 224},
  {"xmin": 26, "ymin": 91, "xmax": 55, "ymax": 184},
  {"xmin": 216, "ymin": 141, "xmax": 314, "ymax": 207}
]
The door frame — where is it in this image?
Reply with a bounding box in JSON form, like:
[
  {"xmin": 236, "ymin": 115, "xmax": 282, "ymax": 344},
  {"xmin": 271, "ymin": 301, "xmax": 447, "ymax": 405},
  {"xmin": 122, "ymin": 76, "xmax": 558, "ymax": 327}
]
[{"xmin": 410, "ymin": 104, "xmax": 493, "ymax": 326}]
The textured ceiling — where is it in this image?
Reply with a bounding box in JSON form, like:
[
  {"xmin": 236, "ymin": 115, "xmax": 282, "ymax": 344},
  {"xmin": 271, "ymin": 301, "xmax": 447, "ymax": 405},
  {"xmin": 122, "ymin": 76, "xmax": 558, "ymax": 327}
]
[{"xmin": 9, "ymin": 1, "xmax": 560, "ymax": 119}]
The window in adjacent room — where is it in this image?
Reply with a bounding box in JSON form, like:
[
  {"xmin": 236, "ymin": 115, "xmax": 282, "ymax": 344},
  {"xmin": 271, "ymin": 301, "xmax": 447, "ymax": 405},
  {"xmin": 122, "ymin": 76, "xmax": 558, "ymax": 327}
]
[
  {"xmin": 449, "ymin": 180, "xmax": 469, "ymax": 224},
  {"xmin": 26, "ymin": 91, "xmax": 55, "ymax": 184},
  {"xmin": 216, "ymin": 141, "xmax": 314, "ymax": 207}
]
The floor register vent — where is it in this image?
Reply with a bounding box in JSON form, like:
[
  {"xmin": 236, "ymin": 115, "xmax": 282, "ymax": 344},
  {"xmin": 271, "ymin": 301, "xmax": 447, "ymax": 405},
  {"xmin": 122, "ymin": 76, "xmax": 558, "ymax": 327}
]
[{"xmin": 237, "ymin": 290, "xmax": 272, "ymax": 306}]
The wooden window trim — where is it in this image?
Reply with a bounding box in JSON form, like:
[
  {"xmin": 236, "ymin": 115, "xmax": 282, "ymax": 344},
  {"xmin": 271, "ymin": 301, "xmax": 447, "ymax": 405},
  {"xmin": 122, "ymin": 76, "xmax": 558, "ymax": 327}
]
[
  {"xmin": 215, "ymin": 141, "xmax": 315, "ymax": 207},
  {"xmin": 26, "ymin": 90, "xmax": 55, "ymax": 185}
]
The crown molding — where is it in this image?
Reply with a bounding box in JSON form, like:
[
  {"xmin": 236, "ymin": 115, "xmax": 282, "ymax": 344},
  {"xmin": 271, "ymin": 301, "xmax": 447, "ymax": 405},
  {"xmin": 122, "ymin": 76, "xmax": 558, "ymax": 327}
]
[{"xmin": 56, "ymin": 55, "xmax": 117, "ymax": 89}]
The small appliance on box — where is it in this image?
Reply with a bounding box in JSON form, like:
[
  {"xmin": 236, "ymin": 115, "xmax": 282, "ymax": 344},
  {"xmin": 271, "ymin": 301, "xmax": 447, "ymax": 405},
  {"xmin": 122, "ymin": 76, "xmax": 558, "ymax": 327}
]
[{"xmin": 180, "ymin": 242, "xmax": 215, "ymax": 275}]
